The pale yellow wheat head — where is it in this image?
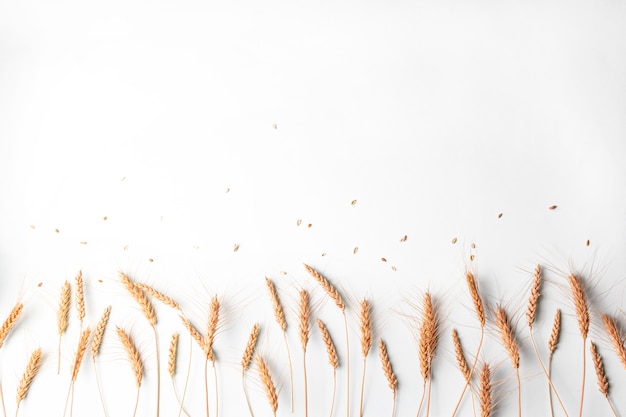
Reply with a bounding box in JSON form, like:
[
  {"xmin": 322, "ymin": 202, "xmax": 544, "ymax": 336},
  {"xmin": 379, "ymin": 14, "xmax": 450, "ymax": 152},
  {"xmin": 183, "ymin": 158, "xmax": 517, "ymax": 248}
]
[
  {"xmin": 116, "ymin": 327, "xmax": 143, "ymax": 387},
  {"xmin": 16, "ymin": 347, "xmax": 42, "ymax": 406},
  {"xmin": 317, "ymin": 319, "xmax": 338, "ymax": 369},
  {"xmin": 0, "ymin": 302, "xmax": 24, "ymax": 348},
  {"xmin": 241, "ymin": 323, "xmax": 260, "ymax": 371},
  {"xmin": 303, "ymin": 264, "xmax": 345, "ymax": 311},
  {"xmin": 91, "ymin": 306, "xmax": 111, "ymax": 357}
]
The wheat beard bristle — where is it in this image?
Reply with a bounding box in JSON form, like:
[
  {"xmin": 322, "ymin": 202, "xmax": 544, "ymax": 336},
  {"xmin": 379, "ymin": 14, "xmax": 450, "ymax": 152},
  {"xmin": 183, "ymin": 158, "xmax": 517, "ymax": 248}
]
[
  {"xmin": 0, "ymin": 302, "xmax": 24, "ymax": 348},
  {"xmin": 317, "ymin": 319, "xmax": 338, "ymax": 369},
  {"xmin": 91, "ymin": 306, "xmax": 111, "ymax": 357},
  {"xmin": 548, "ymin": 309, "xmax": 561, "ymax": 355},
  {"xmin": 255, "ymin": 356, "xmax": 278, "ymax": 415},
  {"xmin": 241, "ymin": 323, "xmax": 260, "ymax": 371},
  {"xmin": 119, "ymin": 272, "xmax": 157, "ymax": 326},
  {"xmin": 452, "ymin": 329, "xmax": 471, "ymax": 383},
  {"xmin": 568, "ymin": 274, "xmax": 590, "ymax": 339},
  {"xmin": 495, "ymin": 307, "xmax": 520, "ymax": 369},
  {"xmin": 480, "ymin": 363, "xmax": 492, "ymax": 417},
  {"xmin": 303, "ymin": 264, "xmax": 345, "ymax": 311},
  {"xmin": 16, "ymin": 347, "xmax": 43, "ymax": 406},
  {"xmin": 116, "ymin": 327, "xmax": 144, "ymax": 387},
  {"xmin": 360, "ymin": 299, "xmax": 372, "ymax": 357},
  {"xmin": 601, "ymin": 314, "xmax": 626, "ymax": 370},
  {"xmin": 206, "ymin": 296, "xmax": 220, "ymax": 362},
  {"xmin": 71, "ymin": 328, "xmax": 92, "ymax": 382},
  {"xmin": 590, "ymin": 342, "xmax": 609, "ymax": 397},
  {"xmin": 526, "ymin": 265, "xmax": 541, "ymax": 328},
  {"xmin": 135, "ymin": 283, "xmax": 181, "ymax": 311},
  {"xmin": 466, "ymin": 273, "xmax": 485, "ymax": 328},
  {"xmin": 75, "ymin": 270, "xmax": 86, "ymax": 326},
  {"xmin": 168, "ymin": 333, "xmax": 178, "ymax": 377},
  {"xmin": 299, "ymin": 290, "xmax": 310, "ymax": 352},
  {"xmin": 265, "ymin": 278, "xmax": 287, "ymax": 331},
  {"xmin": 57, "ymin": 281, "xmax": 71, "ymax": 335},
  {"xmin": 419, "ymin": 292, "xmax": 438, "ymax": 381},
  {"xmin": 378, "ymin": 339, "xmax": 397, "ymax": 393}
]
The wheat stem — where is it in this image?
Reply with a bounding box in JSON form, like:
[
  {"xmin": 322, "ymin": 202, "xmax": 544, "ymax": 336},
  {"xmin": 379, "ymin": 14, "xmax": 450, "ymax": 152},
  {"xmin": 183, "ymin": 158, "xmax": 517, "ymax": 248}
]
[
  {"xmin": 528, "ymin": 331, "xmax": 569, "ymax": 417},
  {"xmin": 579, "ymin": 338, "xmax": 587, "ymax": 417},
  {"xmin": 132, "ymin": 386, "xmax": 140, "ymax": 417},
  {"xmin": 330, "ymin": 369, "xmax": 337, "ymax": 417},
  {"xmin": 416, "ymin": 381, "xmax": 426, "ymax": 417},
  {"xmin": 204, "ymin": 359, "xmax": 209, "ymax": 417},
  {"xmin": 171, "ymin": 378, "xmax": 192, "ymax": 417},
  {"xmin": 92, "ymin": 359, "xmax": 108, "ymax": 417},
  {"xmin": 152, "ymin": 325, "xmax": 161, "ymax": 417},
  {"xmin": 178, "ymin": 333, "xmax": 192, "ymax": 417},
  {"xmin": 359, "ymin": 358, "xmax": 367, "ymax": 417},
  {"xmin": 343, "ymin": 311, "xmax": 350, "ymax": 417},
  {"xmin": 0, "ymin": 383, "xmax": 6, "ymax": 417}
]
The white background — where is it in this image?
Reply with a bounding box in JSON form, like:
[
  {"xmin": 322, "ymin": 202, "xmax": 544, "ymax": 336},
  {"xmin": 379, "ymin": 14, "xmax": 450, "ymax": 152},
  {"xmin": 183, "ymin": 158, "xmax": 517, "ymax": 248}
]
[{"xmin": 1, "ymin": 0, "xmax": 625, "ymax": 416}]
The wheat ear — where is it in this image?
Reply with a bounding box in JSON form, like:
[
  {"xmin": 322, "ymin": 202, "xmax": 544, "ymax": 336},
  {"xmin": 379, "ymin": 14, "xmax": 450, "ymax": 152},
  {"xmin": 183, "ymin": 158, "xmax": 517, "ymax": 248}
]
[
  {"xmin": 568, "ymin": 274, "xmax": 589, "ymax": 417},
  {"xmin": 417, "ymin": 292, "xmax": 438, "ymax": 417},
  {"xmin": 15, "ymin": 348, "xmax": 42, "ymax": 417},
  {"xmin": 359, "ymin": 298, "xmax": 371, "ymax": 417},
  {"xmin": 265, "ymin": 278, "xmax": 293, "ymax": 412},
  {"xmin": 135, "ymin": 283, "xmax": 181, "ymax": 310},
  {"xmin": 241, "ymin": 323, "xmax": 260, "ymax": 417},
  {"xmin": 526, "ymin": 265, "xmax": 541, "ymax": 328},
  {"xmin": 318, "ymin": 319, "xmax": 338, "ymax": 417},
  {"xmin": 75, "ymin": 270, "xmax": 86, "ymax": 328},
  {"xmin": 547, "ymin": 309, "xmax": 561, "ymax": 417},
  {"xmin": 601, "ymin": 314, "xmax": 626, "ymax": 370},
  {"xmin": 303, "ymin": 263, "xmax": 350, "ymax": 417},
  {"xmin": 495, "ymin": 306, "xmax": 520, "ymax": 417},
  {"xmin": 451, "ymin": 274, "xmax": 485, "ymax": 417},
  {"xmin": 479, "ymin": 363, "xmax": 492, "ymax": 417},
  {"xmin": 590, "ymin": 342, "xmax": 619, "ymax": 417},
  {"xmin": 451, "ymin": 329, "xmax": 477, "ymax": 417},
  {"xmin": 91, "ymin": 306, "xmax": 111, "ymax": 417},
  {"xmin": 63, "ymin": 328, "xmax": 91, "ymax": 417},
  {"xmin": 0, "ymin": 303, "xmax": 24, "ymax": 348},
  {"xmin": 379, "ymin": 339, "xmax": 397, "ymax": 417},
  {"xmin": 116, "ymin": 327, "xmax": 143, "ymax": 417},
  {"xmin": 169, "ymin": 333, "xmax": 179, "ymax": 377},
  {"xmin": 206, "ymin": 296, "xmax": 220, "ymax": 417},
  {"xmin": 299, "ymin": 290, "xmax": 310, "ymax": 417},
  {"xmin": 57, "ymin": 281, "xmax": 71, "ymax": 374},
  {"xmin": 256, "ymin": 355, "xmax": 278, "ymax": 417}
]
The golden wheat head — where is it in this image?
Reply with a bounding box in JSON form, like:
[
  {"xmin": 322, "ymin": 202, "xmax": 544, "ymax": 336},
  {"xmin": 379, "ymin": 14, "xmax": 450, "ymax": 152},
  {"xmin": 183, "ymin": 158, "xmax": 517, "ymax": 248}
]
[
  {"xmin": 299, "ymin": 290, "xmax": 310, "ymax": 352},
  {"xmin": 601, "ymin": 314, "xmax": 626, "ymax": 369},
  {"xmin": 168, "ymin": 333, "xmax": 178, "ymax": 377},
  {"xmin": 206, "ymin": 295, "xmax": 220, "ymax": 362},
  {"xmin": 526, "ymin": 264, "xmax": 541, "ymax": 328},
  {"xmin": 378, "ymin": 338, "xmax": 397, "ymax": 393},
  {"xmin": 466, "ymin": 272, "xmax": 485, "ymax": 328},
  {"xmin": 57, "ymin": 281, "xmax": 71, "ymax": 336},
  {"xmin": 495, "ymin": 306, "xmax": 520, "ymax": 369},
  {"xmin": 567, "ymin": 274, "xmax": 589, "ymax": 339},
  {"xmin": 91, "ymin": 306, "xmax": 111, "ymax": 357},
  {"xmin": 0, "ymin": 302, "xmax": 24, "ymax": 348},
  {"xmin": 135, "ymin": 282, "xmax": 181, "ymax": 311},
  {"xmin": 256, "ymin": 355, "xmax": 278, "ymax": 415},
  {"xmin": 452, "ymin": 329, "xmax": 471, "ymax": 382},
  {"xmin": 116, "ymin": 327, "xmax": 143, "ymax": 387},
  {"xmin": 75, "ymin": 270, "xmax": 86, "ymax": 324},
  {"xmin": 303, "ymin": 264, "xmax": 345, "ymax": 311},
  {"xmin": 317, "ymin": 319, "xmax": 338, "ymax": 369},
  {"xmin": 16, "ymin": 347, "xmax": 42, "ymax": 406},
  {"xmin": 360, "ymin": 298, "xmax": 372, "ymax": 357},
  {"xmin": 265, "ymin": 278, "xmax": 287, "ymax": 331},
  {"xmin": 71, "ymin": 328, "xmax": 91, "ymax": 382},
  {"xmin": 241, "ymin": 323, "xmax": 260, "ymax": 371}
]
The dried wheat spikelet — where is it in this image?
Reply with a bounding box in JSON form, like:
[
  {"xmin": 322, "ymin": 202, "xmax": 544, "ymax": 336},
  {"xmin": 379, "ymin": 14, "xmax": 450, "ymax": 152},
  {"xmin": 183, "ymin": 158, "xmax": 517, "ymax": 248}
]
[
  {"xmin": 299, "ymin": 290, "xmax": 310, "ymax": 352},
  {"xmin": 526, "ymin": 265, "xmax": 541, "ymax": 328},
  {"xmin": 548, "ymin": 309, "xmax": 561, "ymax": 355},
  {"xmin": 419, "ymin": 292, "xmax": 438, "ymax": 380},
  {"xmin": 91, "ymin": 306, "xmax": 111, "ymax": 357},
  {"xmin": 303, "ymin": 264, "xmax": 345, "ymax": 311},
  {"xmin": 452, "ymin": 329, "xmax": 471, "ymax": 382},
  {"xmin": 206, "ymin": 296, "xmax": 220, "ymax": 362},
  {"xmin": 71, "ymin": 328, "xmax": 91, "ymax": 382},
  {"xmin": 360, "ymin": 298, "xmax": 372, "ymax": 357},
  {"xmin": 168, "ymin": 333, "xmax": 178, "ymax": 377},
  {"xmin": 241, "ymin": 323, "xmax": 260, "ymax": 371},
  {"xmin": 601, "ymin": 314, "xmax": 626, "ymax": 369},
  {"xmin": 495, "ymin": 306, "xmax": 520, "ymax": 369},
  {"xmin": 16, "ymin": 347, "xmax": 42, "ymax": 406},
  {"xmin": 378, "ymin": 339, "xmax": 397, "ymax": 393},
  {"xmin": 480, "ymin": 363, "xmax": 492, "ymax": 417},
  {"xmin": 568, "ymin": 273, "xmax": 589, "ymax": 339},
  {"xmin": 265, "ymin": 278, "xmax": 287, "ymax": 331},
  {"xmin": 75, "ymin": 270, "xmax": 86, "ymax": 325},
  {"xmin": 181, "ymin": 316, "xmax": 207, "ymax": 354},
  {"xmin": 256, "ymin": 356, "xmax": 278, "ymax": 415},
  {"xmin": 466, "ymin": 272, "xmax": 485, "ymax": 327},
  {"xmin": 57, "ymin": 281, "xmax": 71, "ymax": 335},
  {"xmin": 119, "ymin": 272, "xmax": 157, "ymax": 326},
  {"xmin": 117, "ymin": 327, "xmax": 144, "ymax": 387},
  {"xmin": 135, "ymin": 282, "xmax": 181, "ymax": 311},
  {"xmin": 317, "ymin": 319, "xmax": 338, "ymax": 369},
  {"xmin": 590, "ymin": 342, "xmax": 609, "ymax": 397},
  {"xmin": 0, "ymin": 302, "xmax": 24, "ymax": 348}
]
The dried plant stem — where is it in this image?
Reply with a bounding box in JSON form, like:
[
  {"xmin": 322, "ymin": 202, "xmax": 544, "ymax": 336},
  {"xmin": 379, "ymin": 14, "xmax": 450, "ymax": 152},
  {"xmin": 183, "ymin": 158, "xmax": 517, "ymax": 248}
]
[
  {"xmin": 242, "ymin": 371, "xmax": 254, "ymax": 417},
  {"xmin": 132, "ymin": 386, "xmax": 140, "ymax": 417},
  {"xmin": 152, "ymin": 325, "xmax": 161, "ymax": 417},
  {"xmin": 303, "ymin": 351, "xmax": 309, "ymax": 417},
  {"xmin": 359, "ymin": 298, "xmax": 371, "ymax": 417},
  {"xmin": 242, "ymin": 324, "xmax": 260, "ymax": 417},
  {"xmin": 171, "ymin": 378, "xmax": 191, "ymax": 417},
  {"xmin": 63, "ymin": 328, "xmax": 91, "ymax": 417},
  {"xmin": 359, "ymin": 358, "xmax": 367, "ymax": 417},
  {"xmin": 495, "ymin": 307, "xmax": 520, "ymax": 417},
  {"xmin": 299, "ymin": 290, "xmax": 310, "ymax": 417},
  {"xmin": 568, "ymin": 274, "xmax": 589, "ymax": 417},
  {"xmin": 318, "ymin": 319, "xmax": 339, "ymax": 417},
  {"xmin": 330, "ymin": 369, "xmax": 337, "ymax": 417},
  {"xmin": 0, "ymin": 384, "xmax": 6, "ymax": 417},
  {"xmin": 578, "ymin": 339, "xmax": 587, "ymax": 417},
  {"xmin": 590, "ymin": 342, "xmax": 618, "ymax": 417},
  {"xmin": 212, "ymin": 362, "xmax": 218, "ymax": 417},
  {"xmin": 343, "ymin": 311, "xmax": 350, "ymax": 417},
  {"xmin": 416, "ymin": 382, "xmax": 426, "ymax": 417},
  {"xmin": 283, "ymin": 332, "xmax": 294, "ymax": 413},
  {"xmin": 528, "ymin": 331, "xmax": 569, "ymax": 417},
  {"xmin": 204, "ymin": 359, "xmax": 209, "ymax": 417},
  {"xmin": 178, "ymin": 335, "xmax": 192, "ymax": 417},
  {"xmin": 92, "ymin": 359, "xmax": 108, "ymax": 417},
  {"xmin": 547, "ymin": 309, "xmax": 561, "ymax": 417}
]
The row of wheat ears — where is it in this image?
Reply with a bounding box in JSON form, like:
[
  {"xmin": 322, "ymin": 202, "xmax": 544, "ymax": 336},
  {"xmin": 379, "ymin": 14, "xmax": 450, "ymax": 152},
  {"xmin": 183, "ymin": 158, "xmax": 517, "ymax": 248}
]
[{"xmin": 0, "ymin": 264, "xmax": 624, "ymax": 417}]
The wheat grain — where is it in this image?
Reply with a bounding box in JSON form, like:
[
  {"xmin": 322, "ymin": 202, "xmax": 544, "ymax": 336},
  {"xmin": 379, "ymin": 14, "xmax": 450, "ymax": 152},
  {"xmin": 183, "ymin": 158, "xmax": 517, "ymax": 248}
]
[
  {"xmin": 0, "ymin": 303, "xmax": 24, "ymax": 348},
  {"xmin": 91, "ymin": 306, "xmax": 111, "ymax": 357},
  {"xmin": 480, "ymin": 363, "xmax": 492, "ymax": 417},
  {"xmin": 71, "ymin": 328, "xmax": 91, "ymax": 382},
  {"xmin": 116, "ymin": 327, "xmax": 143, "ymax": 387},
  {"xmin": 590, "ymin": 342, "xmax": 609, "ymax": 397},
  {"xmin": 303, "ymin": 264, "xmax": 345, "ymax": 311},
  {"xmin": 495, "ymin": 307, "xmax": 520, "ymax": 369},
  {"xmin": 241, "ymin": 323, "xmax": 260, "ymax": 371},
  {"xmin": 119, "ymin": 272, "xmax": 157, "ymax": 326},
  {"xmin": 168, "ymin": 333, "xmax": 178, "ymax": 377},
  {"xmin": 135, "ymin": 283, "xmax": 180, "ymax": 310},
  {"xmin": 452, "ymin": 329, "xmax": 471, "ymax": 382},
  {"xmin": 601, "ymin": 314, "xmax": 626, "ymax": 369},
  {"xmin": 15, "ymin": 348, "xmax": 42, "ymax": 406},
  {"xmin": 255, "ymin": 356, "xmax": 278, "ymax": 416},
  {"xmin": 75, "ymin": 270, "xmax": 86, "ymax": 326},
  {"xmin": 265, "ymin": 278, "xmax": 287, "ymax": 331},
  {"xmin": 317, "ymin": 319, "xmax": 338, "ymax": 369},
  {"xmin": 378, "ymin": 339, "xmax": 397, "ymax": 393},
  {"xmin": 527, "ymin": 265, "xmax": 541, "ymax": 328}
]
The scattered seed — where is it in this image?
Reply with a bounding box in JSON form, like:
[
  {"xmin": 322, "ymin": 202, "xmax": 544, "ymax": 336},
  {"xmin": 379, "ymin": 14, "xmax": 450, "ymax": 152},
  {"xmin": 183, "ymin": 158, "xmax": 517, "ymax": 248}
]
[
  {"xmin": 498, "ymin": 213, "xmax": 503, "ymax": 218},
  {"xmin": 400, "ymin": 235, "xmax": 407, "ymax": 242},
  {"xmin": 280, "ymin": 271, "xmax": 287, "ymax": 275},
  {"xmin": 80, "ymin": 241, "xmax": 87, "ymax": 245},
  {"xmin": 353, "ymin": 247, "xmax": 358, "ymax": 254},
  {"xmin": 103, "ymin": 216, "xmax": 108, "ymax": 221},
  {"xmin": 470, "ymin": 255, "xmax": 475, "ymax": 261},
  {"xmin": 121, "ymin": 176, "xmax": 126, "ymax": 181},
  {"xmin": 148, "ymin": 258, "xmax": 154, "ymax": 263},
  {"xmin": 226, "ymin": 188, "xmax": 230, "ymax": 193},
  {"xmin": 451, "ymin": 237, "xmax": 457, "ymax": 244},
  {"xmin": 391, "ymin": 266, "xmax": 397, "ymax": 271},
  {"xmin": 297, "ymin": 219, "xmax": 302, "ymax": 226},
  {"xmin": 123, "ymin": 245, "xmax": 129, "ymax": 251},
  {"xmin": 307, "ymin": 223, "xmax": 312, "ymax": 228},
  {"xmin": 55, "ymin": 229, "xmax": 60, "ymax": 233},
  {"xmin": 272, "ymin": 123, "xmax": 277, "ymax": 129},
  {"xmin": 98, "ymin": 279, "xmax": 103, "ymax": 283},
  {"xmin": 351, "ymin": 200, "xmax": 357, "ymax": 205},
  {"xmin": 381, "ymin": 258, "xmax": 387, "ymax": 262},
  {"xmin": 321, "ymin": 253, "xmax": 326, "ymax": 257},
  {"xmin": 37, "ymin": 282, "xmax": 43, "ymax": 287},
  {"xmin": 549, "ymin": 205, "xmax": 557, "ymax": 210},
  {"xmin": 471, "ymin": 243, "xmax": 476, "ymax": 249},
  {"xmin": 586, "ymin": 240, "xmax": 590, "ymax": 247},
  {"xmin": 234, "ymin": 244, "xmax": 240, "ymax": 252},
  {"xmin": 193, "ymin": 245, "xmax": 199, "ymax": 249},
  {"xmin": 29, "ymin": 225, "xmax": 35, "ymax": 230}
]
